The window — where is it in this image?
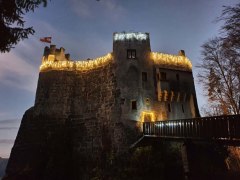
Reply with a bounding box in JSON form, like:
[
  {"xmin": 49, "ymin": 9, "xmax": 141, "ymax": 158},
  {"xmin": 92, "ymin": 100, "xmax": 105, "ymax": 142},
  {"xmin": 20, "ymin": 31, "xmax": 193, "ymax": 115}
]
[
  {"xmin": 142, "ymin": 72, "xmax": 147, "ymax": 81},
  {"xmin": 168, "ymin": 103, "xmax": 171, "ymax": 112},
  {"xmin": 182, "ymin": 104, "xmax": 184, "ymax": 113},
  {"xmin": 127, "ymin": 49, "xmax": 136, "ymax": 59},
  {"xmin": 176, "ymin": 74, "xmax": 179, "ymax": 81},
  {"xmin": 131, "ymin": 100, "xmax": 137, "ymax": 110},
  {"xmin": 121, "ymin": 98, "xmax": 125, "ymax": 105},
  {"xmin": 160, "ymin": 72, "xmax": 167, "ymax": 80}
]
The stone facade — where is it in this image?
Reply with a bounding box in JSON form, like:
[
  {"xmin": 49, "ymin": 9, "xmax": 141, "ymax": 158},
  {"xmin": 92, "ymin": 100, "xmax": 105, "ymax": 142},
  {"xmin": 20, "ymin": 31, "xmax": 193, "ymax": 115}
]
[
  {"xmin": 4, "ymin": 32, "xmax": 199, "ymax": 179},
  {"xmin": 113, "ymin": 32, "xmax": 199, "ymax": 123}
]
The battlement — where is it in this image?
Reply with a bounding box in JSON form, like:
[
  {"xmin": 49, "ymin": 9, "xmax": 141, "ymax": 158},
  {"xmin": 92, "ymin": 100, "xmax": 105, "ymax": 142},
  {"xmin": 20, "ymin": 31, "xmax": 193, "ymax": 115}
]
[
  {"xmin": 43, "ymin": 45, "xmax": 70, "ymax": 62},
  {"xmin": 151, "ymin": 52, "xmax": 192, "ymax": 71},
  {"xmin": 40, "ymin": 45, "xmax": 113, "ymax": 72},
  {"xmin": 40, "ymin": 50, "xmax": 191, "ymax": 72},
  {"xmin": 41, "ymin": 33, "xmax": 192, "ymax": 72}
]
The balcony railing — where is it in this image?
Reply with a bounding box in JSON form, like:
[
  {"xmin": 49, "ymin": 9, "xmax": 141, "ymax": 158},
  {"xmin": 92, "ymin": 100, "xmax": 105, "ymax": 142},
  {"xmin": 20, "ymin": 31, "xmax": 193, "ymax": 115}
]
[{"xmin": 143, "ymin": 115, "xmax": 240, "ymax": 140}]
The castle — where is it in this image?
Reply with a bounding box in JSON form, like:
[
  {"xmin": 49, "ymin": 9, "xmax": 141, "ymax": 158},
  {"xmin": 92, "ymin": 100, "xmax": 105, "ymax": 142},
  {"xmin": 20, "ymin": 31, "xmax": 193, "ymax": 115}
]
[
  {"xmin": 4, "ymin": 32, "xmax": 200, "ymax": 179},
  {"xmin": 38, "ymin": 32, "xmax": 199, "ymax": 122}
]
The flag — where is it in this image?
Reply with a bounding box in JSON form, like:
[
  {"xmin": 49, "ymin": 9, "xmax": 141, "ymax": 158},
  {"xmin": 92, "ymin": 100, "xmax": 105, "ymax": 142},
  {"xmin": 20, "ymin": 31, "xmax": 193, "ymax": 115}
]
[{"xmin": 40, "ymin": 37, "xmax": 52, "ymax": 43}]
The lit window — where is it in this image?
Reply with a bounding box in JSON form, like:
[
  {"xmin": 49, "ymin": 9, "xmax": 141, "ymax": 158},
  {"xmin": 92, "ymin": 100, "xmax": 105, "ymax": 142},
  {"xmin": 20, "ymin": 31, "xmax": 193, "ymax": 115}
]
[
  {"xmin": 142, "ymin": 72, "xmax": 147, "ymax": 81},
  {"xmin": 131, "ymin": 100, "xmax": 137, "ymax": 110},
  {"xmin": 160, "ymin": 72, "xmax": 167, "ymax": 80},
  {"xmin": 127, "ymin": 49, "xmax": 136, "ymax": 59}
]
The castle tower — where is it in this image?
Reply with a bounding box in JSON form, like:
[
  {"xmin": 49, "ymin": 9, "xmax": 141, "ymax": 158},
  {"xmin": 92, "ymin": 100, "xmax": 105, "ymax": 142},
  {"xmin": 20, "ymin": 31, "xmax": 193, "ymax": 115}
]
[
  {"xmin": 113, "ymin": 32, "xmax": 155, "ymax": 124},
  {"xmin": 113, "ymin": 32, "xmax": 199, "ymax": 125}
]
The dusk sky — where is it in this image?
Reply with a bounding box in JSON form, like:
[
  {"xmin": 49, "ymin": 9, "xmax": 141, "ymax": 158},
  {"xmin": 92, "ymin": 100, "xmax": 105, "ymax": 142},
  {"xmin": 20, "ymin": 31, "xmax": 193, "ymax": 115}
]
[{"xmin": 0, "ymin": 0, "xmax": 239, "ymax": 157}]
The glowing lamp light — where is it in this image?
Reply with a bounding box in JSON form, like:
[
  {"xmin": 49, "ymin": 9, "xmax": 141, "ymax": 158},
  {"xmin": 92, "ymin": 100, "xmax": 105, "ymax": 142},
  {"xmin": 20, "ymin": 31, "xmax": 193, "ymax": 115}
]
[
  {"xmin": 151, "ymin": 52, "xmax": 192, "ymax": 71},
  {"xmin": 140, "ymin": 111, "xmax": 155, "ymax": 122},
  {"xmin": 155, "ymin": 123, "xmax": 164, "ymax": 127},
  {"xmin": 114, "ymin": 32, "xmax": 148, "ymax": 41},
  {"xmin": 165, "ymin": 121, "xmax": 183, "ymax": 126}
]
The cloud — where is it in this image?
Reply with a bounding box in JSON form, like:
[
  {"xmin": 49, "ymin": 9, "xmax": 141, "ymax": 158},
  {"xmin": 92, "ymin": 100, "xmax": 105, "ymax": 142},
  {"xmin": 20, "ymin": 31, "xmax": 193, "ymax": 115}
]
[
  {"xmin": 0, "ymin": 119, "xmax": 20, "ymax": 131},
  {"xmin": 29, "ymin": 19, "xmax": 68, "ymax": 42},
  {"xmin": 0, "ymin": 119, "xmax": 20, "ymax": 124},
  {"xmin": 0, "ymin": 112, "xmax": 11, "ymax": 120},
  {"xmin": 103, "ymin": 0, "xmax": 126, "ymax": 21},
  {"xmin": 0, "ymin": 139, "xmax": 14, "ymax": 144},
  {"xmin": 0, "ymin": 27, "xmax": 44, "ymax": 93},
  {"xmin": 0, "ymin": 127, "xmax": 18, "ymax": 130},
  {"xmin": 69, "ymin": 0, "xmax": 91, "ymax": 17},
  {"xmin": 69, "ymin": 0, "xmax": 126, "ymax": 20},
  {"xmin": 0, "ymin": 50, "xmax": 38, "ymax": 92},
  {"xmin": 0, "ymin": 18, "xmax": 71, "ymax": 93}
]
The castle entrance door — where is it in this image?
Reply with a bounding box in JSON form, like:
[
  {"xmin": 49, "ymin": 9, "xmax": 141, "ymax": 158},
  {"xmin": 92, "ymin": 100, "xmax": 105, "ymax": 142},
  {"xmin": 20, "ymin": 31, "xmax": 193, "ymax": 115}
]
[
  {"xmin": 143, "ymin": 114, "xmax": 152, "ymax": 122},
  {"xmin": 141, "ymin": 112, "xmax": 154, "ymax": 122}
]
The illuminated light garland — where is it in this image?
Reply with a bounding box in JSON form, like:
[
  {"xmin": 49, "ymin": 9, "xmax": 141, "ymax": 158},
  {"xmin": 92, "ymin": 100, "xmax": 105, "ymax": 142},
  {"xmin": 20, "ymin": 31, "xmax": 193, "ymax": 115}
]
[
  {"xmin": 140, "ymin": 111, "xmax": 156, "ymax": 122},
  {"xmin": 47, "ymin": 55, "xmax": 55, "ymax": 61},
  {"xmin": 151, "ymin": 52, "xmax": 192, "ymax": 71},
  {"xmin": 40, "ymin": 53, "xmax": 113, "ymax": 72},
  {"xmin": 114, "ymin": 32, "xmax": 148, "ymax": 41},
  {"xmin": 40, "ymin": 51, "xmax": 192, "ymax": 72}
]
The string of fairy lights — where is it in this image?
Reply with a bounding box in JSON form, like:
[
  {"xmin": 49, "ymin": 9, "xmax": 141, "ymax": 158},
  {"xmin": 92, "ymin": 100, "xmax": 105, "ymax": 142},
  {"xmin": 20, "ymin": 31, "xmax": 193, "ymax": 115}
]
[
  {"xmin": 151, "ymin": 52, "xmax": 192, "ymax": 71},
  {"xmin": 40, "ymin": 52, "xmax": 192, "ymax": 72},
  {"xmin": 40, "ymin": 53, "xmax": 113, "ymax": 71},
  {"xmin": 39, "ymin": 49, "xmax": 193, "ymax": 122}
]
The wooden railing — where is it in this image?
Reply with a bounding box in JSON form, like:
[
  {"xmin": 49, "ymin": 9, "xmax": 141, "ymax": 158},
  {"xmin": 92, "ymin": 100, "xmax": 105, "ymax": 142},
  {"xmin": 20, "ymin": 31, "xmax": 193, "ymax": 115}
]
[{"xmin": 143, "ymin": 115, "xmax": 240, "ymax": 139}]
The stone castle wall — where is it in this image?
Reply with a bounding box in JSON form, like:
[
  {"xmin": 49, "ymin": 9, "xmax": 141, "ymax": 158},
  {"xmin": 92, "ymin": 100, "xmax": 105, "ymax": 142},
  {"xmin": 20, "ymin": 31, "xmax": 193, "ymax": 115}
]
[{"xmin": 5, "ymin": 61, "xmax": 138, "ymax": 179}]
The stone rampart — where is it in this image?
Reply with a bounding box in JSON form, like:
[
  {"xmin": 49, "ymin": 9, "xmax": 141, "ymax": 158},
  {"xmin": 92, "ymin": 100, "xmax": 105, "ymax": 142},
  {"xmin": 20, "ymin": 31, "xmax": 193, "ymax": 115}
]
[{"xmin": 5, "ymin": 60, "xmax": 135, "ymax": 179}]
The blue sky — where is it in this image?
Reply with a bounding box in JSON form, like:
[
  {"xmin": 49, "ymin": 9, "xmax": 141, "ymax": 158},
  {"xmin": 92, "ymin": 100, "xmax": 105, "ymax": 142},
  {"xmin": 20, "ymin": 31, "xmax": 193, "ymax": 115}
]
[{"xmin": 0, "ymin": 0, "xmax": 239, "ymax": 157}]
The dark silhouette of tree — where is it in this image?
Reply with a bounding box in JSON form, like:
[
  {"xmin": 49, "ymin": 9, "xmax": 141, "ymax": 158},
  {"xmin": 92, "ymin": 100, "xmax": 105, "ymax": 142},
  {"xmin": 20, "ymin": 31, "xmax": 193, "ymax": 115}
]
[
  {"xmin": 218, "ymin": 3, "xmax": 240, "ymax": 50},
  {"xmin": 0, "ymin": 0, "xmax": 48, "ymax": 53},
  {"xmin": 198, "ymin": 3, "xmax": 240, "ymax": 115}
]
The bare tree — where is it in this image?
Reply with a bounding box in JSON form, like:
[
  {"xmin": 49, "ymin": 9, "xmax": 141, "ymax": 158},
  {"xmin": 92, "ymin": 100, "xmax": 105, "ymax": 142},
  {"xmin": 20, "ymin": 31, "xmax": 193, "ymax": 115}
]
[
  {"xmin": 200, "ymin": 104, "xmax": 223, "ymax": 117},
  {"xmin": 198, "ymin": 3, "xmax": 240, "ymax": 115},
  {"xmin": 218, "ymin": 3, "xmax": 240, "ymax": 50},
  {"xmin": 198, "ymin": 37, "xmax": 239, "ymax": 115}
]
